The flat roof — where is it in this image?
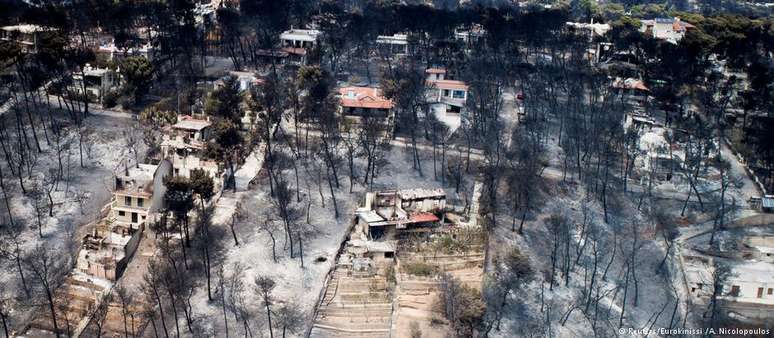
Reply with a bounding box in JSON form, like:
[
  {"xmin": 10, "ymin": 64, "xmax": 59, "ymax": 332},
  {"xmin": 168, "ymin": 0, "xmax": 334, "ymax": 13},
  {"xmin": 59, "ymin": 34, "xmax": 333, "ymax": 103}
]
[
  {"xmin": 732, "ymin": 261, "xmax": 774, "ymax": 284},
  {"xmin": 1, "ymin": 24, "xmax": 52, "ymax": 34},
  {"xmin": 127, "ymin": 164, "xmax": 157, "ymax": 182},
  {"xmin": 173, "ymin": 117, "xmax": 211, "ymax": 131},
  {"xmin": 280, "ymin": 29, "xmax": 321, "ymax": 42},
  {"xmin": 376, "ymin": 34, "xmax": 408, "ymax": 45},
  {"xmin": 83, "ymin": 66, "xmax": 112, "ymax": 76}
]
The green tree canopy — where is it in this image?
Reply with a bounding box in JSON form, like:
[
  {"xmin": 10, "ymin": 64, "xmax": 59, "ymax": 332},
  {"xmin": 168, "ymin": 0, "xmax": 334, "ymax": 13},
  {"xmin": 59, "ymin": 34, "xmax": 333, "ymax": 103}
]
[{"xmin": 120, "ymin": 56, "xmax": 154, "ymax": 105}]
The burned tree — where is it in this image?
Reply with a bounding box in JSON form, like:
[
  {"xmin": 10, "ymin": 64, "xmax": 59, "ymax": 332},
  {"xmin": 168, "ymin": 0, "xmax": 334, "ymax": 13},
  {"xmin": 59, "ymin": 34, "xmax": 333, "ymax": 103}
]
[{"xmin": 24, "ymin": 244, "xmax": 67, "ymax": 337}]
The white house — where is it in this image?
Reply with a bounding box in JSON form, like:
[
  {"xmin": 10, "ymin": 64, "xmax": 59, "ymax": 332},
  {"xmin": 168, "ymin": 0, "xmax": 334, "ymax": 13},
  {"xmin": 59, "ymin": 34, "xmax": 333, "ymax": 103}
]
[
  {"xmin": 685, "ymin": 257, "xmax": 774, "ymax": 321},
  {"xmin": 280, "ymin": 28, "xmax": 321, "ymax": 49},
  {"xmin": 566, "ymin": 21, "xmax": 612, "ymax": 38},
  {"xmin": 376, "ymin": 33, "xmax": 409, "ymax": 55},
  {"xmin": 71, "ymin": 64, "xmax": 119, "ymax": 101},
  {"xmin": 454, "ymin": 24, "xmax": 485, "ymax": 45},
  {"xmin": 76, "ymin": 162, "xmax": 168, "ymax": 281},
  {"xmin": 215, "ymin": 71, "xmax": 263, "ymax": 93},
  {"xmin": 0, "ymin": 24, "xmax": 54, "ymax": 54},
  {"xmin": 98, "ymin": 40, "xmax": 154, "ymax": 61},
  {"xmin": 639, "ymin": 17, "xmax": 695, "ymax": 44},
  {"xmin": 279, "ymin": 28, "xmax": 320, "ymax": 64}
]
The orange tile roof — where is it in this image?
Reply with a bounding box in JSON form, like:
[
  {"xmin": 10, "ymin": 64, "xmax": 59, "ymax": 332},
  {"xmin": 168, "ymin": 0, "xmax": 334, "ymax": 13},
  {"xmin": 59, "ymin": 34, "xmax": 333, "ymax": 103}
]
[
  {"xmin": 427, "ymin": 79, "xmax": 468, "ymax": 91},
  {"xmin": 339, "ymin": 87, "xmax": 394, "ymax": 109}
]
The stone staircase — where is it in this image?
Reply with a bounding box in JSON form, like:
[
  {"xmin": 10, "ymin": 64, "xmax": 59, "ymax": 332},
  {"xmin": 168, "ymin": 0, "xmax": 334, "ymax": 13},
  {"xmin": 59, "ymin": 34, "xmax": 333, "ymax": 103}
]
[
  {"xmin": 27, "ymin": 275, "xmax": 107, "ymax": 337},
  {"xmin": 310, "ymin": 266, "xmax": 394, "ymax": 338}
]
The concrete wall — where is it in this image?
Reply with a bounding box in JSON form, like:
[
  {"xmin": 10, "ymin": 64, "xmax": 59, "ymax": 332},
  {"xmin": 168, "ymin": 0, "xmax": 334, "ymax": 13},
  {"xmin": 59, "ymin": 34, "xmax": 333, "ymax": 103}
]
[{"xmin": 150, "ymin": 159, "xmax": 171, "ymax": 213}]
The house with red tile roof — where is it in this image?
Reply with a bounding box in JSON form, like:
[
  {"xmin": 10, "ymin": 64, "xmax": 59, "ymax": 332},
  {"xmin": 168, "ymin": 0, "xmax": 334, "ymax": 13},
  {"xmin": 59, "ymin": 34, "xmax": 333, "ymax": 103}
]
[
  {"xmin": 426, "ymin": 75, "xmax": 469, "ymax": 114},
  {"xmin": 338, "ymin": 86, "xmax": 396, "ymax": 137}
]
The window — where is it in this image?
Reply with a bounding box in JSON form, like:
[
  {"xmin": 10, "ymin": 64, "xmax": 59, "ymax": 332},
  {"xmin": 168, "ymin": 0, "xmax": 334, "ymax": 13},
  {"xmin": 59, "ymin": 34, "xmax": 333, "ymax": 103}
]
[
  {"xmin": 768, "ymin": 288, "xmax": 773, "ymax": 295},
  {"xmin": 137, "ymin": 198, "xmax": 144, "ymax": 208},
  {"xmin": 443, "ymin": 89, "xmax": 450, "ymax": 97},
  {"xmin": 730, "ymin": 285, "xmax": 740, "ymax": 296},
  {"xmin": 452, "ymin": 90, "xmax": 465, "ymax": 99},
  {"xmin": 124, "ymin": 196, "xmax": 131, "ymax": 206},
  {"xmin": 118, "ymin": 211, "xmax": 125, "ymax": 216},
  {"xmin": 758, "ymin": 287, "xmax": 764, "ymax": 298}
]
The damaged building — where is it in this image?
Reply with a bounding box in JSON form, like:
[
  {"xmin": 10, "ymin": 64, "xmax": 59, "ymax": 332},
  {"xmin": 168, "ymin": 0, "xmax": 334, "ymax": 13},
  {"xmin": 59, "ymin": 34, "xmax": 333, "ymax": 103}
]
[
  {"xmin": 355, "ymin": 188, "xmax": 446, "ymax": 239},
  {"xmin": 160, "ymin": 115, "xmax": 220, "ymax": 183},
  {"xmin": 76, "ymin": 163, "xmax": 168, "ymax": 281}
]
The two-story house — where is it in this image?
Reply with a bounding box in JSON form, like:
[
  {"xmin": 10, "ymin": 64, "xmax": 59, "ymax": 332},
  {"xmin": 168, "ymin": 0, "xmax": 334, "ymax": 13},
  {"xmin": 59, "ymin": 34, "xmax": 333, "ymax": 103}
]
[
  {"xmin": 376, "ymin": 33, "xmax": 409, "ymax": 55},
  {"xmin": 76, "ymin": 162, "xmax": 168, "ymax": 281},
  {"xmin": 0, "ymin": 24, "xmax": 53, "ymax": 54},
  {"xmin": 112, "ymin": 164, "xmax": 165, "ymax": 229},
  {"xmin": 279, "ymin": 29, "xmax": 321, "ymax": 65},
  {"xmin": 425, "ymin": 70, "xmax": 468, "ymax": 114},
  {"xmin": 71, "ymin": 64, "xmax": 119, "ymax": 102},
  {"xmin": 160, "ymin": 115, "xmax": 220, "ymax": 181}
]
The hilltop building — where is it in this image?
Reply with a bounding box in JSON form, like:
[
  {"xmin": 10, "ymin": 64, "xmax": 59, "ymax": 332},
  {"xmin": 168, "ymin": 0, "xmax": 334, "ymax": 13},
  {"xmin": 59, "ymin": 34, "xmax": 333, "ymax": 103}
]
[{"xmin": 639, "ymin": 17, "xmax": 695, "ymax": 44}]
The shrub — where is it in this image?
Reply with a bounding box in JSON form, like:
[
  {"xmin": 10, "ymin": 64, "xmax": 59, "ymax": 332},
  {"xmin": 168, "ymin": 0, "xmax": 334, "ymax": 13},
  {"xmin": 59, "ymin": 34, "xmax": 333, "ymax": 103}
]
[
  {"xmin": 102, "ymin": 90, "xmax": 119, "ymax": 108},
  {"xmin": 385, "ymin": 264, "xmax": 396, "ymax": 284},
  {"xmin": 437, "ymin": 273, "xmax": 485, "ymax": 336},
  {"xmin": 434, "ymin": 234, "xmax": 466, "ymax": 254},
  {"xmin": 119, "ymin": 96, "xmax": 133, "ymax": 109},
  {"xmin": 403, "ymin": 261, "xmax": 437, "ymax": 277},
  {"xmin": 410, "ymin": 321, "xmax": 422, "ymax": 338}
]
